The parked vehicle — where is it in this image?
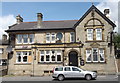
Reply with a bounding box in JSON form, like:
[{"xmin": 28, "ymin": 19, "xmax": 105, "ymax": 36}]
[{"xmin": 52, "ymin": 66, "xmax": 97, "ymax": 81}]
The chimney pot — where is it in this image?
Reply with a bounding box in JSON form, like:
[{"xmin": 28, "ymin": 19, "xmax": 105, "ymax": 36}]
[
  {"xmin": 16, "ymin": 15, "xmax": 23, "ymax": 24},
  {"xmin": 2, "ymin": 34, "xmax": 7, "ymax": 41},
  {"xmin": 104, "ymin": 9, "xmax": 110, "ymax": 18},
  {"xmin": 37, "ymin": 13, "xmax": 43, "ymax": 28}
]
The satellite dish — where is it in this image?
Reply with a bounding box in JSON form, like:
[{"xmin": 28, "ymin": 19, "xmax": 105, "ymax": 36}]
[{"xmin": 56, "ymin": 32, "xmax": 63, "ymax": 40}]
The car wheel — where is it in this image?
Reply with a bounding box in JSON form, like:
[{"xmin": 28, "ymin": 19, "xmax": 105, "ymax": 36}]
[
  {"xmin": 58, "ymin": 75, "xmax": 64, "ymax": 81},
  {"xmin": 85, "ymin": 75, "xmax": 92, "ymax": 80}
]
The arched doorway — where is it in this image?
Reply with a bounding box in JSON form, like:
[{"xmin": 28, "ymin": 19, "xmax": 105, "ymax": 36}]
[{"xmin": 69, "ymin": 51, "xmax": 78, "ymax": 67}]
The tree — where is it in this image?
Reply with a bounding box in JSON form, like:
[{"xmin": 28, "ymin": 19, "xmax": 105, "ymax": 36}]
[{"xmin": 113, "ymin": 34, "xmax": 120, "ymax": 49}]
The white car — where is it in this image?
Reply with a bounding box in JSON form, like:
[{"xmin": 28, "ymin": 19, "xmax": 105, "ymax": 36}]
[{"xmin": 52, "ymin": 66, "xmax": 97, "ymax": 81}]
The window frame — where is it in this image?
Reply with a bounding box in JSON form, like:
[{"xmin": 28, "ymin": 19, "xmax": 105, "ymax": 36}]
[
  {"xmin": 16, "ymin": 34, "xmax": 23, "ymax": 44},
  {"xmin": 87, "ymin": 29, "xmax": 93, "ymax": 41},
  {"xmin": 51, "ymin": 33, "xmax": 56, "ymax": 43},
  {"xmin": 86, "ymin": 49, "xmax": 92, "ymax": 62},
  {"xmin": 70, "ymin": 32, "xmax": 75, "ymax": 42},
  {"xmin": 29, "ymin": 34, "xmax": 34, "ymax": 44},
  {"xmin": 99, "ymin": 48, "xmax": 105, "ymax": 62},
  {"xmin": 46, "ymin": 33, "xmax": 50, "ymax": 43},
  {"xmin": 96, "ymin": 28, "xmax": 102, "ymax": 40},
  {"xmin": 40, "ymin": 50, "xmax": 45, "ymax": 62}
]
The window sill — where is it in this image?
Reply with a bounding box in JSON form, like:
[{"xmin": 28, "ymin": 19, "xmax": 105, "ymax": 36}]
[
  {"xmin": 86, "ymin": 61, "xmax": 106, "ymax": 64},
  {"xmin": 85, "ymin": 40, "xmax": 105, "ymax": 42},
  {"xmin": 14, "ymin": 63, "xmax": 31, "ymax": 65},
  {"xmin": 38, "ymin": 62, "xmax": 63, "ymax": 64}
]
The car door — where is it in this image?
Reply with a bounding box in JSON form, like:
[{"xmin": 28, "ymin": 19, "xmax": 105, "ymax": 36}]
[
  {"xmin": 71, "ymin": 67, "xmax": 84, "ymax": 78},
  {"xmin": 63, "ymin": 67, "xmax": 72, "ymax": 78}
]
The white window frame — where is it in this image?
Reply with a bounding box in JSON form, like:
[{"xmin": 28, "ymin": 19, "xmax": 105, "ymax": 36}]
[
  {"xmin": 70, "ymin": 32, "xmax": 75, "ymax": 42},
  {"xmin": 0, "ymin": 60, "xmax": 2, "ymax": 65},
  {"xmin": 51, "ymin": 33, "xmax": 56, "ymax": 43},
  {"xmin": 96, "ymin": 28, "xmax": 102, "ymax": 40},
  {"xmin": 56, "ymin": 50, "xmax": 62, "ymax": 62},
  {"xmin": 16, "ymin": 51, "xmax": 22, "ymax": 63},
  {"xmin": 40, "ymin": 50, "xmax": 44, "ymax": 62},
  {"xmin": 46, "ymin": 33, "xmax": 50, "ymax": 43},
  {"xmin": 45, "ymin": 50, "xmax": 50, "ymax": 62},
  {"xmin": 16, "ymin": 51, "xmax": 29, "ymax": 63},
  {"xmin": 29, "ymin": 34, "xmax": 34, "ymax": 44},
  {"xmin": 92, "ymin": 48, "xmax": 98, "ymax": 62},
  {"xmin": 86, "ymin": 49, "xmax": 92, "ymax": 62},
  {"xmin": 0, "ymin": 48, "xmax": 3, "ymax": 54},
  {"xmin": 87, "ymin": 29, "xmax": 93, "ymax": 40},
  {"xmin": 51, "ymin": 50, "xmax": 56, "ymax": 62},
  {"xmin": 23, "ymin": 34, "xmax": 28, "ymax": 44},
  {"xmin": 99, "ymin": 49, "xmax": 105, "ymax": 62},
  {"xmin": 16, "ymin": 34, "xmax": 22, "ymax": 44},
  {"xmin": 22, "ymin": 51, "xmax": 28, "ymax": 63}
]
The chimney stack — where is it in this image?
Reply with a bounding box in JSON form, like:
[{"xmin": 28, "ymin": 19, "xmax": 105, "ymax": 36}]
[
  {"xmin": 2, "ymin": 34, "xmax": 7, "ymax": 41},
  {"xmin": 37, "ymin": 13, "xmax": 43, "ymax": 28},
  {"xmin": 16, "ymin": 15, "xmax": 23, "ymax": 24},
  {"xmin": 104, "ymin": 9, "xmax": 110, "ymax": 18}
]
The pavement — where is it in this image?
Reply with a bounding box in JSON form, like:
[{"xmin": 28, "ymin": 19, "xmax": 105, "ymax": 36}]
[{"xmin": 1, "ymin": 75, "xmax": 119, "ymax": 82}]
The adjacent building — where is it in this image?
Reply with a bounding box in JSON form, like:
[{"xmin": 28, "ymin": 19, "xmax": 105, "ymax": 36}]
[
  {"xmin": 0, "ymin": 34, "xmax": 9, "ymax": 76},
  {"xmin": 5, "ymin": 5, "xmax": 117, "ymax": 76}
]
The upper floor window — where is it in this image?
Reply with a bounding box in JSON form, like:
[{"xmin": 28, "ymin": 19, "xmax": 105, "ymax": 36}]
[
  {"xmin": 87, "ymin": 29, "xmax": 93, "ymax": 40},
  {"xmin": 51, "ymin": 33, "xmax": 56, "ymax": 43},
  {"xmin": 86, "ymin": 48, "xmax": 105, "ymax": 63},
  {"xmin": 29, "ymin": 34, "xmax": 34, "ymax": 43},
  {"xmin": 23, "ymin": 34, "xmax": 28, "ymax": 43},
  {"xmin": 46, "ymin": 33, "xmax": 56, "ymax": 43},
  {"xmin": 96, "ymin": 28, "xmax": 102, "ymax": 40},
  {"xmin": 17, "ymin": 34, "xmax": 22, "ymax": 44},
  {"xmin": 70, "ymin": 32, "xmax": 75, "ymax": 42},
  {"xmin": 46, "ymin": 33, "xmax": 50, "ymax": 43},
  {"xmin": 16, "ymin": 34, "xmax": 34, "ymax": 44}
]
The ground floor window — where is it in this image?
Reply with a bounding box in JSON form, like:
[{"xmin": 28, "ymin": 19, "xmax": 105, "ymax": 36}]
[
  {"xmin": 16, "ymin": 51, "xmax": 31, "ymax": 63},
  {"xmin": 86, "ymin": 48, "xmax": 105, "ymax": 62},
  {"xmin": 40, "ymin": 50, "xmax": 62, "ymax": 62},
  {"xmin": 0, "ymin": 59, "xmax": 7, "ymax": 66}
]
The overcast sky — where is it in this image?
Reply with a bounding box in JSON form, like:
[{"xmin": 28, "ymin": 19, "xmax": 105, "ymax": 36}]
[{"xmin": 0, "ymin": 0, "xmax": 119, "ymax": 39}]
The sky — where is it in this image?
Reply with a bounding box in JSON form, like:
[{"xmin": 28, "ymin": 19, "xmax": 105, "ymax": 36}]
[{"xmin": 0, "ymin": 0, "xmax": 119, "ymax": 39}]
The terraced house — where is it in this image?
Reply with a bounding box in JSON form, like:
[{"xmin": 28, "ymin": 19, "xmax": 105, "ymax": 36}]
[{"xmin": 5, "ymin": 5, "xmax": 117, "ymax": 76}]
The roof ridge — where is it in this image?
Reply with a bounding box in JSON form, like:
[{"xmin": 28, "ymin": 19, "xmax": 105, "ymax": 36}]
[{"xmin": 23, "ymin": 20, "xmax": 78, "ymax": 23}]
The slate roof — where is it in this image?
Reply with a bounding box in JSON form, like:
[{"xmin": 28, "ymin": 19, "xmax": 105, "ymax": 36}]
[
  {"xmin": 5, "ymin": 5, "xmax": 116, "ymax": 32},
  {"xmin": 6, "ymin": 20, "xmax": 78, "ymax": 32}
]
